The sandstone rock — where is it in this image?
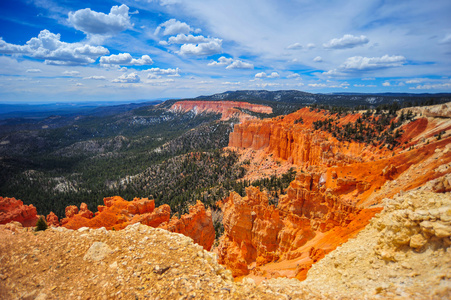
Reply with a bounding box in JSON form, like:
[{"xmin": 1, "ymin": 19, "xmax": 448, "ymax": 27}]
[
  {"xmin": 61, "ymin": 196, "xmax": 214, "ymax": 250},
  {"xmin": 0, "ymin": 197, "xmax": 38, "ymax": 227},
  {"xmin": 46, "ymin": 212, "xmax": 59, "ymax": 227},
  {"xmin": 83, "ymin": 242, "xmax": 113, "ymax": 261},
  {"xmin": 158, "ymin": 201, "xmax": 215, "ymax": 251}
]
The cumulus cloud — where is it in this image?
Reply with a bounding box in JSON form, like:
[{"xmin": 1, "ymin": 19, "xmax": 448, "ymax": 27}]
[
  {"xmin": 83, "ymin": 76, "xmax": 106, "ymax": 80},
  {"xmin": 68, "ymin": 5, "xmax": 133, "ymax": 35},
  {"xmin": 308, "ymin": 83, "xmax": 328, "ymax": 88},
  {"xmin": 208, "ymin": 56, "xmax": 233, "ymax": 66},
  {"xmin": 306, "ymin": 43, "xmax": 316, "ymax": 49},
  {"xmin": 155, "ymin": 19, "xmax": 192, "ymax": 36},
  {"xmin": 112, "ymin": 72, "xmax": 140, "ymax": 83},
  {"xmin": 405, "ymin": 78, "xmax": 423, "ymax": 84},
  {"xmin": 324, "ymin": 55, "xmax": 406, "ymax": 76},
  {"xmin": 287, "ymin": 43, "xmax": 303, "ymax": 50},
  {"xmin": 255, "ymin": 71, "xmax": 279, "ymax": 78},
  {"xmin": 100, "ymin": 53, "xmax": 153, "ymax": 66},
  {"xmin": 323, "ymin": 34, "xmax": 369, "ymax": 49},
  {"xmin": 167, "ymin": 34, "xmax": 210, "ymax": 44},
  {"xmin": 145, "ymin": 67, "xmax": 180, "ymax": 77},
  {"xmin": 313, "ymin": 56, "xmax": 323, "ymax": 62},
  {"xmin": 382, "ymin": 81, "xmax": 391, "ymax": 86},
  {"xmin": 287, "ymin": 73, "xmax": 300, "ymax": 78},
  {"xmin": 26, "ymin": 69, "xmax": 42, "ymax": 73},
  {"xmin": 341, "ymin": 55, "xmax": 405, "ymax": 70},
  {"xmin": 0, "ymin": 30, "xmax": 109, "ymax": 65},
  {"xmin": 178, "ymin": 39, "xmax": 222, "ymax": 56},
  {"xmin": 226, "ymin": 60, "xmax": 254, "ymax": 69}
]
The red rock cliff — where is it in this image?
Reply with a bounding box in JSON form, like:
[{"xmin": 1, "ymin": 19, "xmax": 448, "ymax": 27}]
[{"xmin": 170, "ymin": 100, "xmax": 272, "ymax": 121}]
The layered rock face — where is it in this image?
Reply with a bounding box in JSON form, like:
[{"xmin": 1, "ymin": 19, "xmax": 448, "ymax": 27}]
[
  {"xmin": 61, "ymin": 197, "xmax": 215, "ymax": 250},
  {"xmin": 170, "ymin": 100, "xmax": 272, "ymax": 121},
  {"xmin": 0, "ymin": 197, "xmax": 38, "ymax": 227},
  {"xmin": 220, "ymin": 104, "xmax": 451, "ymax": 280}
]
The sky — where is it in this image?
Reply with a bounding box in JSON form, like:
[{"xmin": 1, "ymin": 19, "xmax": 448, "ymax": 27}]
[{"xmin": 0, "ymin": 0, "xmax": 451, "ymax": 103}]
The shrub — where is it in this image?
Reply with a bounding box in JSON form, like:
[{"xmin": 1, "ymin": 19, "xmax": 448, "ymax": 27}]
[{"xmin": 35, "ymin": 216, "xmax": 48, "ymax": 231}]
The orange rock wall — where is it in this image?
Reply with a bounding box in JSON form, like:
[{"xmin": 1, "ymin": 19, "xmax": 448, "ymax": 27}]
[
  {"xmin": 229, "ymin": 108, "xmax": 388, "ymax": 167},
  {"xmin": 0, "ymin": 197, "xmax": 38, "ymax": 227},
  {"xmin": 61, "ymin": 197, "xmax": 215, "ymax": 250}
]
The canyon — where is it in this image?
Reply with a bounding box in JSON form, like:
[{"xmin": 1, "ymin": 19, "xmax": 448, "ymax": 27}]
[
  {"xmin": 219, "ymin": 103, "xmax": 451, "ymax": 280},
  {"xmin": 0, "ymin": 101, "xmax": 450, "ymax": 298}
]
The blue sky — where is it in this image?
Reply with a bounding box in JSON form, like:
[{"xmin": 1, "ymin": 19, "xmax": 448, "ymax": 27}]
[{"xmin": 1, "ymin": 0, "xmax": 451, "ymax": 103}]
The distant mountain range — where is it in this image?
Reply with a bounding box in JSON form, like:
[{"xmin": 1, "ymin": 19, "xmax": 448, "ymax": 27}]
[
  {"xmin": 1, "ymin": 90, "xmax": 450, "ymax": 121},
  {"xmin": 191, "ymin": 90, "xmax": 451, "ymax": 106}
]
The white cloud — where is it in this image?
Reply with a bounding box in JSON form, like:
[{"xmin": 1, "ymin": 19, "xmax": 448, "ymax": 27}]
[
  {"xmin": 341, "ymin": 55, "xmax": 405, "ymax": 70},
  {"xmin": 63, "ymin": 71, "xmax": 80, "ymax": 76},
  {"xmin": 208, "ymin": 56, "xmax": 233, "ymax": 66},
  {"xmin": 255, "ymin": 71, "xmax": 279, "ymax": 78},
  {"xmin": 145, "ymin": 67, "xmax": 180, "ymax": 76},
  {"xmin": 287, "ymin": 73, "xmax": 300, "ymax": 78},
  {"xmin": 287, "ymin": 43, "xmax": 303, "ymax": 50},
  {"xmin": 68, "ymin": 5, "xmax": 133, "ymax": 35},
  {"xmin": 178, "ymin": 39, "xmax": 222, "ymax": 56},
  {"xmin": 353, "ymin": 84, "xmax": 365, "ymax": 87},
  {"xmin": 155, "ymin": 19, "xmax": 192, "ymax": 36},
  {"xmin": 306, "ymin": 43, "xmax": 316, "ymax": 49},
  {"xmin": 0, "ymin": 30, "xmax": 109, "ymax": 65},
  {"xmin": 100, "ymin": 53, "xmax": 153, "ymax": 66},
  {"xmin": 26, "ymin": 69, "xmax": 42, "ymax": 73},
  {"xmin": 226, "ymin": 60, "xmax": 254, "ymax": 69},
  {"xmin": 410, "ymin": 82, "xmax": 451, "ymax": 90},
  {"xmin": 323, "ymin": 34, "xmax": 369, "ymax": 49},
  {"xmin": 313, "ymin": 56, "xmax": 323, "ymax": 62},
  {"xmin": 167, "ymin": 34, "xmax": 210, "ymax": 44},
  {"xmin": 221, "ymin": 81, "xmax": 241, "ymax": 85},
  {"xmin": 83, "ymin": 76, "xmax": 106, "ymax": 80},
  {"xmin": 112, "ymin": 72, "xmax": 140, "ymax": 83},
  {"xmin": 382, "ymin": 81, "xmax": 391, "ymax": 86},
  {"xmin": 308, "ymin": 83, "xmax": 327, "ymax": 88},
  {"xmin": 405, "ymin": 78, "xmax": 423, "ymax": 84}
]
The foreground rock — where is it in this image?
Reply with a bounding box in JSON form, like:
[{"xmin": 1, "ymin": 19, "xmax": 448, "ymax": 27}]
[
  {"xmin": 303, "ymin": 180, "xmax": 451, "ymax": 299},
  {"xmin": 0, "ymin": 223, "xmax": 312, "ymax": 300}
]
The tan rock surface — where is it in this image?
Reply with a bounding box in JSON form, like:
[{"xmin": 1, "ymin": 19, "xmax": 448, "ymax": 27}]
[{"xmin": 0, "ymin": 223, "xmax": 314, "ymax": 300}]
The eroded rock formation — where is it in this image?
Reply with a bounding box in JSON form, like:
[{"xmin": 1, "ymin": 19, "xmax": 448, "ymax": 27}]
[
  {"xmin": 170, "ymin": 100, "xmax": 272, "ymax": 121},
  {"xmin": 0, "ymin": 197, "xmax": 38, "ymax": 227},
  {"xmin": 61, "ymin": 197, "xmax": 215, "ymax": 250},
  {"xmin": 219, "ymin": 104, "xmax": 451, "ymax": 280}
]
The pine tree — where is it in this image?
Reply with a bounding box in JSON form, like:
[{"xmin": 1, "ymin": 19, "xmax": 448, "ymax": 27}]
[{"xmin": 35, "ymin": 216, "xmax": 48, "ymax": 231}]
